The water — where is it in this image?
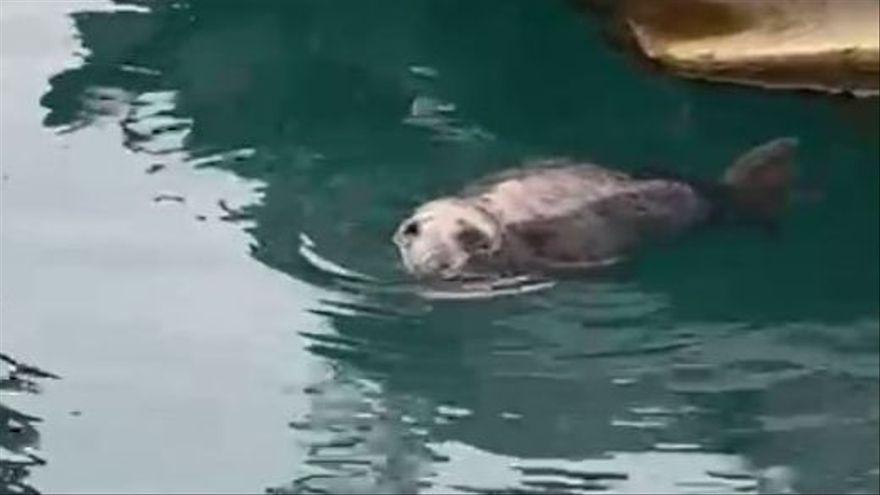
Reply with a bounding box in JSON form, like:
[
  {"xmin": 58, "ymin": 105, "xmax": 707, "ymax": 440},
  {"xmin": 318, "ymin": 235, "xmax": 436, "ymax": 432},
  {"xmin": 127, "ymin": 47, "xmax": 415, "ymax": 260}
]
[{"xmin": 1, "ymin": 1, "xmax": 877, "ymax": 493}]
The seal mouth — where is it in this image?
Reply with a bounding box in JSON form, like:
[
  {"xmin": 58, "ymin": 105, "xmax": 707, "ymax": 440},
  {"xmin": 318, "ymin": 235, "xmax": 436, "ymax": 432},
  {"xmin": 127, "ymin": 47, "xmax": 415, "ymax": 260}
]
[
  {"xmin": 404, "ymin": 249, "xmax": 463, "ymax": 280},
  {"xmin": 392, "ymin": 232, "xmax": 472, "ymax": 280}
]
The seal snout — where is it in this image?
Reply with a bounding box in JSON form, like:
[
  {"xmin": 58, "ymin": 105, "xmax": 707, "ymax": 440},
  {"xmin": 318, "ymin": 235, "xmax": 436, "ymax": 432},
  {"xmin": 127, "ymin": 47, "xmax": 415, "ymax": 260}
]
[
  {"xmin": 393, "ymin": 212, "xmax": 428, "ymax": 246},
  {"xmin": 394, "ymin": 225, "xmax": 457, "ymax": 278}
]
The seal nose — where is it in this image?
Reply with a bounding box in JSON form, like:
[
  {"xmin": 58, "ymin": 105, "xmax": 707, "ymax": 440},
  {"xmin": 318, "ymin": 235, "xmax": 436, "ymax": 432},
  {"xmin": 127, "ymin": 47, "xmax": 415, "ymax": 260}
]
[
  {"xmin": 394, "ymin": 220, "xmax": 420, "ymax": 246},
  {"xmin": 401, "ymin": 221, "xmax": 420, "ymax": 239}
]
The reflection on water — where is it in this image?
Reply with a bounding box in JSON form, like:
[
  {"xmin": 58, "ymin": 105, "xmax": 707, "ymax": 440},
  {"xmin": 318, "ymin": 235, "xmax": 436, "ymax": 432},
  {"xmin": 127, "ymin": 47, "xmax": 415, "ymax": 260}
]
[
  {"xmin": 0, "ymin": 354, "xmax": 59, "ymax": 494},
  {"xmin": 26, "ymin": 0, "xmax": 880, "ymax": 492},
  {"xmin": 276, "ymin": 283, "xmax": 876, "ymax": 493}
]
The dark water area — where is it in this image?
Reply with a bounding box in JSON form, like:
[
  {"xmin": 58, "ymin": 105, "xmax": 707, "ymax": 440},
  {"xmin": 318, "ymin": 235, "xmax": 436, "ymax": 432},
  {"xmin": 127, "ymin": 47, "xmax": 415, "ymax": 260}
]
[{"xmin": 1, "ymin": 1, "xmax": 878, "ymax": 493}]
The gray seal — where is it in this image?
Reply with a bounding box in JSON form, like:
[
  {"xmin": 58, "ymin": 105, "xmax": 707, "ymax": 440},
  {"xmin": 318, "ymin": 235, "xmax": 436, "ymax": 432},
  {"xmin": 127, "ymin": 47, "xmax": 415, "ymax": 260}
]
[{"xmin": 393, "ymin": 138, "xmax": 798, "ymax": 279}]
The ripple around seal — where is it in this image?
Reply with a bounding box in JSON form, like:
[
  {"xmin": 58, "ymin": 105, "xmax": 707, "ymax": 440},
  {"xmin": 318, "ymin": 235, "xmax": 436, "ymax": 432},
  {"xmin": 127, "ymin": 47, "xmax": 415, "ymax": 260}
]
[
  {"xmin": 297, "ymin": 229, "xmax": 559, "ymax": 302},
  {"xmin": 297, "ymin": 232, "xmax": 379, "ymax": 285}
]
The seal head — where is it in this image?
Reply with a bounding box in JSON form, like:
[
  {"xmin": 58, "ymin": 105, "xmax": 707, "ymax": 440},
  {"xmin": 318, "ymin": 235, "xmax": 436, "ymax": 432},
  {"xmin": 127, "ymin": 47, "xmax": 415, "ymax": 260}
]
[{"xmin": 393, "ymin": 198, "xmax": 502, "ymax": 279}]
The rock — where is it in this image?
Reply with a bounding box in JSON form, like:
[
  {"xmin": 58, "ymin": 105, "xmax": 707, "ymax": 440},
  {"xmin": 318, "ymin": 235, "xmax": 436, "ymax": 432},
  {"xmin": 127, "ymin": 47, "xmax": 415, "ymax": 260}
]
[{"xmin": 597, "ymin": 0, "xmax": 879, "ymax": 96}]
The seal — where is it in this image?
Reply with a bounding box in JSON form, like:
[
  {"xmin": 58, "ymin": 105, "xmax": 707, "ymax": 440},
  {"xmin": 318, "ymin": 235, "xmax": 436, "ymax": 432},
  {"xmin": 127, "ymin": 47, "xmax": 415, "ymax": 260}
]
[{"xmin": 393, "ymin": 138, "xmax": 798, "ymax": 279}]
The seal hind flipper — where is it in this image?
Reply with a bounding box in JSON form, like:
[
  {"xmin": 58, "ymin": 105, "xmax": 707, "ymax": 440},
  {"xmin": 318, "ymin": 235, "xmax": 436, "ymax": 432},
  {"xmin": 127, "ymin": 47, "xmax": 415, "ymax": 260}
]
[{"xmin": 722, "ymin": 137, "xmax": 798, "ymax": 224}]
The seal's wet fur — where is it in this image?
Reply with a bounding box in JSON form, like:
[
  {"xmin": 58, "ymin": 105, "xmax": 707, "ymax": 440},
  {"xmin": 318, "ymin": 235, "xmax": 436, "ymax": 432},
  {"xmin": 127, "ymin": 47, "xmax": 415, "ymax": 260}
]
[{"xmin": 394, "ymin": 138, "xmax": 797, "ymax": 279}]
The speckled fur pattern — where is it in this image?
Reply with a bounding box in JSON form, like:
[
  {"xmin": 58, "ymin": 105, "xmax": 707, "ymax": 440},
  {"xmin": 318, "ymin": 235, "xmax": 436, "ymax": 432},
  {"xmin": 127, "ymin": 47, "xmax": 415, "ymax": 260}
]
[
  {"xmin": 466, "ymin": 160, "xmax": 710, "ymax": 269},
  {"xmin": 394, "ymin": 138, "xmax": 796, "ymax": 279},
  {"xmin": 394, "ymin": 159, "xmax": 711, "ymax": 278}
]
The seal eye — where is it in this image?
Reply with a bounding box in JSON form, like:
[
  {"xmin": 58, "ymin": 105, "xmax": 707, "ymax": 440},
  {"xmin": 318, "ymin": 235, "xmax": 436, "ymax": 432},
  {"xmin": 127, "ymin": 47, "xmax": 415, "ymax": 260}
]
[{"xmin": 403, "ymin": 221, "xmax": 420, "ymax": 237}]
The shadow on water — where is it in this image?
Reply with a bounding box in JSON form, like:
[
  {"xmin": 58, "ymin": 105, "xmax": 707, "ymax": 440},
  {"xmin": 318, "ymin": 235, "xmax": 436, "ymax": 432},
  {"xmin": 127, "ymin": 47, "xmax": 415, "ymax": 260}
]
[{"xmin": 37, "ymin": 0, "xmax": 879, "ymax": 493}]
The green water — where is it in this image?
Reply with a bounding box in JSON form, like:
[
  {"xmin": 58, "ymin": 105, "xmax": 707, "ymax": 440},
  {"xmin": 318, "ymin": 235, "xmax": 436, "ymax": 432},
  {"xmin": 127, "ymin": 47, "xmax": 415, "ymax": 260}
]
[{"xmin": 1, "ymin": 1, "xmax": 877, "ymax": 493}]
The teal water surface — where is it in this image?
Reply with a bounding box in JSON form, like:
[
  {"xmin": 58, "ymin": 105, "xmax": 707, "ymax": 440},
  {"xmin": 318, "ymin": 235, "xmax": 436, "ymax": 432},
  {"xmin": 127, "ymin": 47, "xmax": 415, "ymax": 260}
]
[{"xmin": 1, "ymin": 1, "xmax": 878, "ymax": 493}]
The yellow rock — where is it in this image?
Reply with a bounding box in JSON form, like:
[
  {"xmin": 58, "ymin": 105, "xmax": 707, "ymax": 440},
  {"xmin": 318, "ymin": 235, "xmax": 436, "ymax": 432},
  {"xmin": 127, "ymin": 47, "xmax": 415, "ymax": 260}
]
[{"xmin": 617, "ymin": 0, "xmax": 879, "ymax": 96}]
